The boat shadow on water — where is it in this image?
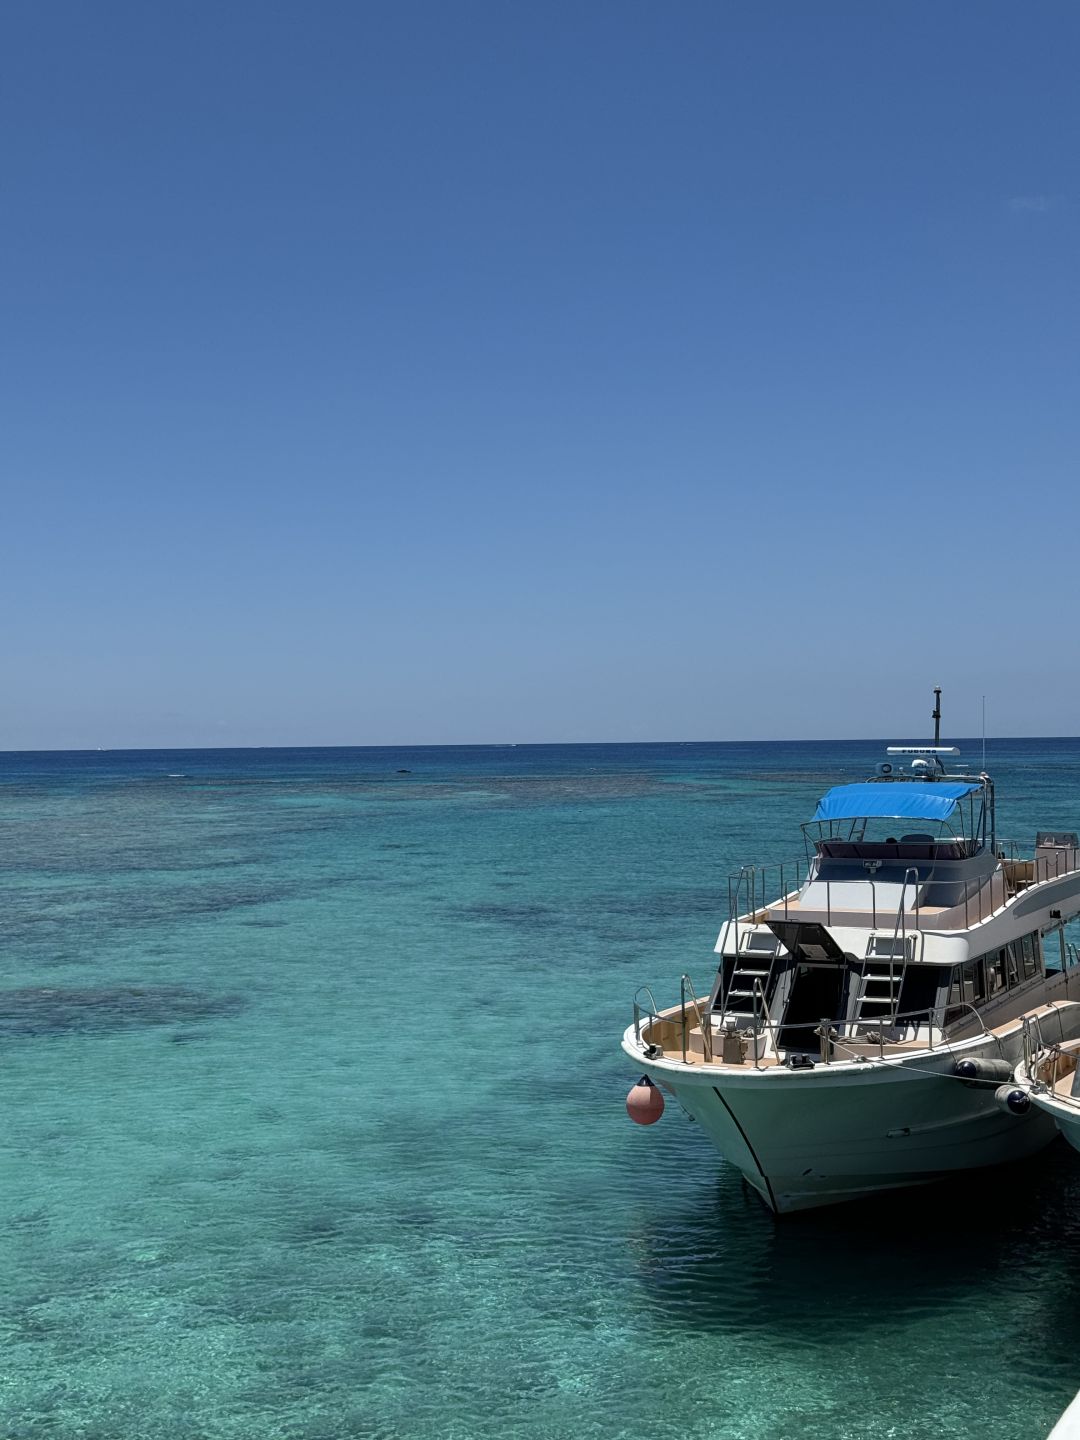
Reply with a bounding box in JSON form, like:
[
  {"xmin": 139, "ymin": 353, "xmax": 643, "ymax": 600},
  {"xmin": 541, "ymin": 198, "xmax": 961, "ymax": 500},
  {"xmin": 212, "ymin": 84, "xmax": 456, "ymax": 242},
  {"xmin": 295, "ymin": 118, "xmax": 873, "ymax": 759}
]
[{"xmin": 631, "ymin": 1139, "xmax": 1080, "ymax": 1343}]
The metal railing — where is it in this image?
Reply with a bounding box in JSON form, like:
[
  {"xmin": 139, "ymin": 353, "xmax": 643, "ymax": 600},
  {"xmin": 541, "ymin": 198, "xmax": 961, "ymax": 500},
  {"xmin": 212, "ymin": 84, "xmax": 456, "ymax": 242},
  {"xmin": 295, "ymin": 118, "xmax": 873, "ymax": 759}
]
[
  {"xmin": 634, "ymin": 992, "xmax": 994, "ymax": 1071},
  {"xmin": 727, "ymin": 861, "xmax": 890, "ymax": 934},
  {"xmin": 961, "ymin": 868, "xmax": 1007, "ymax": 929},
  {"xmin": 738, "ymin": 999, "xmax": 992, "ymax": 1068},
  {"xmin": 998, "ymin": 838, "xmax": 1080, "ymax": 875},
  {"xmin": 751, "ymin": 978, "xmax": 776, "ymax": 1065},
  {"xmin": 727, "ymin": 858, "xmax": 807, "ymax": 948},
  {"xmin": 631, "ymin": 985, "xmax": 662, "ymax": 1049},
  {"xmin": 1020, "ymin": 1014, "xmax": 1080, "ymax": 1098},
  {"xmin": 1021, "ymin": 1013, "xmax": 1047, "ymax": 1083},
  {"xmin": 680, "ymin": 973, "xmax": 708, "ymax": 1063},
  {"xmin": 893, "ymin": 866, "xmax": 918, "ymax": 950},
  {"xmin": 958, "ymin": 849, "xmax": 1079, "ymax": 928},
  {"xmin": 726, "ymin": 857, "xmax": 922, "ymax": 936},
  {"xmin": 723, "ymin": 843, "xmax": 1080, "ymax": 939}
]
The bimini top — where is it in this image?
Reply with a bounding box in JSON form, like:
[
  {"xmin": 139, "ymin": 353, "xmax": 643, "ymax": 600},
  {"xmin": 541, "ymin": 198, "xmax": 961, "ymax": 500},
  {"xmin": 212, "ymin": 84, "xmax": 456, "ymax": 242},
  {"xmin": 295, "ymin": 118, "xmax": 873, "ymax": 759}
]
[{"xmin": 813, "ymin": 781, "xmax": 982, "ymax": 823}]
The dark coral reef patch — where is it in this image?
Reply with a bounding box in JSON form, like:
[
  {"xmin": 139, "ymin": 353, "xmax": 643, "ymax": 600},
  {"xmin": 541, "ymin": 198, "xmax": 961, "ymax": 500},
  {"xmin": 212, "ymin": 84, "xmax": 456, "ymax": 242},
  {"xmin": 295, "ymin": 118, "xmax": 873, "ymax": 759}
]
[{"xmin": 0, "ymin": 984, "xmax": 245, "ymax": 1038}]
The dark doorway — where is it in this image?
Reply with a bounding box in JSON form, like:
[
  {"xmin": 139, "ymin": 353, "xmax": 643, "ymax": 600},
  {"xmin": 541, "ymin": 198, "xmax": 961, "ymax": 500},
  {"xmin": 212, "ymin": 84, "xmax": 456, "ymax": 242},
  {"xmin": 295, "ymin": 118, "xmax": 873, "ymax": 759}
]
[{"xmin": 778, "ymin": 963, "xmax": 845, "ymax": 1052}]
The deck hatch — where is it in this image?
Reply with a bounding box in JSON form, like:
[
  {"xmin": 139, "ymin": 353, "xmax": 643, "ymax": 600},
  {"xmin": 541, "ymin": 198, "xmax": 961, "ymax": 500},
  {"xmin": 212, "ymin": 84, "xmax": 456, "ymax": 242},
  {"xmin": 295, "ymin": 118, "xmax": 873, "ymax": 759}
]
[{"xmin": 767, "ymin": 921, "xmax": 847, "ymax": 965}]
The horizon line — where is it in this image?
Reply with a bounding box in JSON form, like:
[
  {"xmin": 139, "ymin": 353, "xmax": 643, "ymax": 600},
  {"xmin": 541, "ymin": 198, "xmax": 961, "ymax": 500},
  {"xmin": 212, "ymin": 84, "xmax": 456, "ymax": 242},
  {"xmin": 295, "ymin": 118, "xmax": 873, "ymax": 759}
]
[{"xmin": 2, "ymin": 735, "xmax": 1079, "ymax": 756}]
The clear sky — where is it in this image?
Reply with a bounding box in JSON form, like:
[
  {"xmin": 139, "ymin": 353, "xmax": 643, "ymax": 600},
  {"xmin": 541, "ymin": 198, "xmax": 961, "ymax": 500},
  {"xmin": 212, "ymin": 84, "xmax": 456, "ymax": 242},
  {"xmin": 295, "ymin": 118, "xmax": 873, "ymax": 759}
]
[{"xmin": 3, "ymin": 1, "xmax": 1077, "ymax": 748}]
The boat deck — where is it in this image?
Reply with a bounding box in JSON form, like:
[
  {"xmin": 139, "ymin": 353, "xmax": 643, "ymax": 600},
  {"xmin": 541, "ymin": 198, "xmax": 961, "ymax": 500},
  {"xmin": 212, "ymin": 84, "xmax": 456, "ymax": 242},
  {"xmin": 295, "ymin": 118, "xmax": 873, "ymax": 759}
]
[
  {"xmin": 643, "ymin": 1002, "xmax": 1075, "ymax": 1071},
  {"xmin": 755, "ymin": 855, "xmax": 1074, "ymax": 933}
]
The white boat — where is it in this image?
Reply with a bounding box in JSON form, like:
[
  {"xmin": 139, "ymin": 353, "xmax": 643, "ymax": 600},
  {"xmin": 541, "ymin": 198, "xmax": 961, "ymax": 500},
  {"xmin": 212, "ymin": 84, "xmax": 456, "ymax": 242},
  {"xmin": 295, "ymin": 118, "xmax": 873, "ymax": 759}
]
[
  {"xmin": 1047, "ymin": 1389, "xmax": 1080, "ymax": 1439},
  {"xmin": 622, "ymin": 717, "xmax": 1080, "ymax": 1213},
  {"xmin": 1013, "ymin": 1022, "xmax": 1080, "ymax": 1156}
]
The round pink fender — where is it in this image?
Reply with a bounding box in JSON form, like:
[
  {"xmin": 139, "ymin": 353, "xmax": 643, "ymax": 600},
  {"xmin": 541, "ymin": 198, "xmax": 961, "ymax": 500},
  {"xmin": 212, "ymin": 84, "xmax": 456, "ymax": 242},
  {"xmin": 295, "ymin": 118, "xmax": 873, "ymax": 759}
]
[{"xmin": 626, "ymin": 1075, "xmax": 664, "ymax": 1125}]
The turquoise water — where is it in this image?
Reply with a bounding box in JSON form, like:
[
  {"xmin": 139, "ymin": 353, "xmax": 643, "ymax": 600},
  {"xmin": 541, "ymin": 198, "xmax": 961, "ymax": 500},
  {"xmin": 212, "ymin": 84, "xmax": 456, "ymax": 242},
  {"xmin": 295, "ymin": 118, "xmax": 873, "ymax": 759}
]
[{"xmin": 3, "ymin": 740, "xmax": 1080, "ymax": 1439}]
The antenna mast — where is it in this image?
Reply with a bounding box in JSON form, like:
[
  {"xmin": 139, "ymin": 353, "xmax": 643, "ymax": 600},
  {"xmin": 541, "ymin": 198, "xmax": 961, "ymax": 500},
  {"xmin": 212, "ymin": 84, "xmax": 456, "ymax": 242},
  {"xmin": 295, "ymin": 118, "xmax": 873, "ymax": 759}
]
[
  {"xmin": 982, "ymin": 696, "xmax": 987, "ymax": 772},
  {"xmin": 932, "ymin": 686, "xmax": 942, "ymax": 746}
]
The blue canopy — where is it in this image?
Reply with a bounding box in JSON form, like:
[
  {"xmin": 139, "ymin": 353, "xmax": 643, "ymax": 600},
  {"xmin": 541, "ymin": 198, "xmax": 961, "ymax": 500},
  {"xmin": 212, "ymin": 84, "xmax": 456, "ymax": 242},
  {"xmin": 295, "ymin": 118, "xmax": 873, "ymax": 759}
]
[{"xmin": 813, "ymin": 781, "xmax": 981, "ymax": 823}]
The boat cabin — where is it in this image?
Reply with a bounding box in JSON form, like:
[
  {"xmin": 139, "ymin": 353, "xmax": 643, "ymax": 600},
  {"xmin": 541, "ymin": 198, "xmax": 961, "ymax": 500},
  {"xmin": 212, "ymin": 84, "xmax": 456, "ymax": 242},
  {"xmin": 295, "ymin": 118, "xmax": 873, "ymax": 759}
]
[{"xmin": 704, "ymin": 752, "xmax": 1080, "ymax": 1062}]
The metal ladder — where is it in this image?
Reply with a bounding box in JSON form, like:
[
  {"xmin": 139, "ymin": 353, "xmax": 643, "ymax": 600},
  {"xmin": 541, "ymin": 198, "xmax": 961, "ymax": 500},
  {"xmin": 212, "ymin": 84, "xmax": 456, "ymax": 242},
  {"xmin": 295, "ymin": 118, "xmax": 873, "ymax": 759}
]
[
  {"xmin": 721, "ymin": 935, "xmax": 781, "ymax": 1021},
  {"xmin": 853, "ymin": 958, "xmax": 905, "ymax": 1024},
  {"xmin": 724, "ymin": 960, "xmax": 774, "ymax": 1018},
  {"xmin": 853, "ymin": 867, "xmax": 918, "ymax": 1027}
]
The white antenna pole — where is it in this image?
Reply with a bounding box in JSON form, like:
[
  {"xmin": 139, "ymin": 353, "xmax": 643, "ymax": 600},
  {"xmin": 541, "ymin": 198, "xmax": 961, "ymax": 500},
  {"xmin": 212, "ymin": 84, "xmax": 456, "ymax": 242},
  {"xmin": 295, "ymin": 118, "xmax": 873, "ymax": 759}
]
[{"xmin": 981, "ymin": 696, "xmax": 987, "ymax": 771}]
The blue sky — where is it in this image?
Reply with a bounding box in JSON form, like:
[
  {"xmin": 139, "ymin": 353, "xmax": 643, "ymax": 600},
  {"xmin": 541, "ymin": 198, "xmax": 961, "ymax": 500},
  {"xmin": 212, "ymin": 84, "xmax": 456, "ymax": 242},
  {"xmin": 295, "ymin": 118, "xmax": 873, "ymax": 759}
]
[{"xmin": 3, "ymin": 1, "xmax": 1077, "ymax": 747}]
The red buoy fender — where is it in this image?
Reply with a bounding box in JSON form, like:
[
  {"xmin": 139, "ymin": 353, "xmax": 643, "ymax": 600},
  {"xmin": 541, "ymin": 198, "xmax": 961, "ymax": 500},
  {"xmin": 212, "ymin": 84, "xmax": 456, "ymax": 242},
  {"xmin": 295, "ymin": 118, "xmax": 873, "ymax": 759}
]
[{"xmin": 626, "ymin": 1074, "xmax": 664, "ymax": 1125}]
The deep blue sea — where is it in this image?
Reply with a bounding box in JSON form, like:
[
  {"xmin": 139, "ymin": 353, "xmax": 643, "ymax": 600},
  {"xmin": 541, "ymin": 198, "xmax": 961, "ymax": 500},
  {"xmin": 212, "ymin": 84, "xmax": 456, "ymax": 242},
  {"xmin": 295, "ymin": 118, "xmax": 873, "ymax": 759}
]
[{"xmin": 3, "ymin": 739, "xmax": 1080, "ymax": 1440}]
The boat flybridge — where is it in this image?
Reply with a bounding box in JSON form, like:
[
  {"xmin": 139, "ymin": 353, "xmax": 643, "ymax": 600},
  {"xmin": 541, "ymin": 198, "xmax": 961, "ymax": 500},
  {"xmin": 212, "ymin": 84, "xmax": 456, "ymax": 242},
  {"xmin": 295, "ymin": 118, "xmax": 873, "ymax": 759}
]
[{"xmin": 622, "ymin": 739, "xmax": 1080, "ymax": 1213}]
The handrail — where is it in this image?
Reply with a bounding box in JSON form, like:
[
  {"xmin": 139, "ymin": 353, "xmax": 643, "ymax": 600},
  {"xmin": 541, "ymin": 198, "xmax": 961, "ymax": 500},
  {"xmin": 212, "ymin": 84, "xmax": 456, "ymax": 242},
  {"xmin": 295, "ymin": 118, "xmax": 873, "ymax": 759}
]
[
  {"xmin": 1021, "ymin": 1014, "xmax": 1047, "ymax": 1083},
  {"xmin": 732, "ymin": 998, "xmax": 952, "ymax": 1065},
  {"xmin": 861, "ymin": 867, "xmax": 920, "ymax": 1032},
  {"xmin": 680, "ymin": 974, "xmax": 708, "ymax": 1063},
  {"xmin": 727, "ymin": 857, "xmax": 807, "ymax": 934},
  {"xmin": 751, "ymin": 978, "xmax": 777, "ymax": 1070},
  {"xmin": 635, "ymin": 989, "xmax": 998, "ymax": 1066},
  {"xmin": 632, "ymin": 985, "xmax": 662, "ymax": 1047},
  {"xmin": 833, "ymin": 997, "xmax": 989, "ymax": 1061},
  {"xmin": 939, "ymin": 998, "xmax": 992, "ymax": 1041},
  {"xmin": 1023, "ymin": 1014, "xmax": 1080, "ymax": 1092},
  {"xmin": 1025, "ymin": 1013, "xmax": 1042, "ymax": 1082}
]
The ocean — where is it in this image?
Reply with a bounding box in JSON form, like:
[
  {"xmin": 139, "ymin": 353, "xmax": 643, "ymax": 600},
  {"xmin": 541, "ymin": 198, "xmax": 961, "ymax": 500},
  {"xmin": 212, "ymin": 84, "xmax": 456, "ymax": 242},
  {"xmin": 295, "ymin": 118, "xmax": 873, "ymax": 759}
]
[{"xmin": 2, "ymin": 739, "xmax": 1080, "ymax": 1439}]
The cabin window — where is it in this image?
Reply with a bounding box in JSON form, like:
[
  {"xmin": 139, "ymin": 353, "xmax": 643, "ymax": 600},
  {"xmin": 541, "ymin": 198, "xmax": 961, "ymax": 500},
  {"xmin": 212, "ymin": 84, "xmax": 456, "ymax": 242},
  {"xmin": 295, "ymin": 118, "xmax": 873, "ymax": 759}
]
[
  {"xmin": 1047, "ymin": 930, "xmax": 1068, "ymax": 973},
  {"xmin": 949, "ymin": 966, "xmax": 973, "ymax": 1009},
  {"xmin": 1006, "ymin": 942, "xmax": 1020, "ymax": 989},
  {"xmin": 948, "ymin": 957, "xmax": 995, "ymax": 1026},
  {"xmin": 946, "ymin": 969, "xmax": 970, "ymax": 1026},
  {"xmin": 987, "ymin": 951, "xmax": 1008, "ymax": 996},
  {"xmin": 947, "ymin": 959, "xmax": 986, "ymax": 1025},
  {"xmin": 1021, "ymin": 932, "xmax": 1039, "ymax": 981},
  {"xmin": 969, "ymin": 958, "xmax": 987, "ymax": 1004}
]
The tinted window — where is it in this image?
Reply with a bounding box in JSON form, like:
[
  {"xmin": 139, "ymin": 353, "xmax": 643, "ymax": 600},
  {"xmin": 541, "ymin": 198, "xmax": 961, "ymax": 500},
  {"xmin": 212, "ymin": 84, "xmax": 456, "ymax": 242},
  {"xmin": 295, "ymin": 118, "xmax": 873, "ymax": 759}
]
[
  {"xmin": 1021, "ymin": 933, "xmax": 1038, "ymax": 981},
  {"xmin": 1006, "ymin": 943, "xmax": 1020, "ymax": 989},
  {"xmin": 987, "ymin": 951, "xmax": 1007, "ymax": 996},
  {"xmin": 970, "ymin": 958, "xmax": 987, "ymax": 1004}
]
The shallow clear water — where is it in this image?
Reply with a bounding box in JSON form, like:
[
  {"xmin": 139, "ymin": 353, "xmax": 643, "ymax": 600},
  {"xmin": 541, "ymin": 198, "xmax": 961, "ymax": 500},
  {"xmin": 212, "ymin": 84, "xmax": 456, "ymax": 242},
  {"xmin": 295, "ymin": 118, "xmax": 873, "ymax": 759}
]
[{"xmin": 2, "ymin": 739, "xmax": 1080, "ymax": 1439}]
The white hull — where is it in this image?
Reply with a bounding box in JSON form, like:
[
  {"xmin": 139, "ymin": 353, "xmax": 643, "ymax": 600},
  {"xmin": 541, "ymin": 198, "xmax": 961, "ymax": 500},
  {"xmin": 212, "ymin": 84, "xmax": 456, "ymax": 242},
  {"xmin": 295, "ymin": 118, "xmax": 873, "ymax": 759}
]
[
  {"xmin": 1048, "ymin": 1388, "xmax": 1080, "ymax": 1439},
  {"xmin": 1027, "ymin": 1087, "xmax": 1080, "ymax": 1157},
  {"xmin": 625, "ymin": 1007, "xmax": 1080, "ymax": 1213}
]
